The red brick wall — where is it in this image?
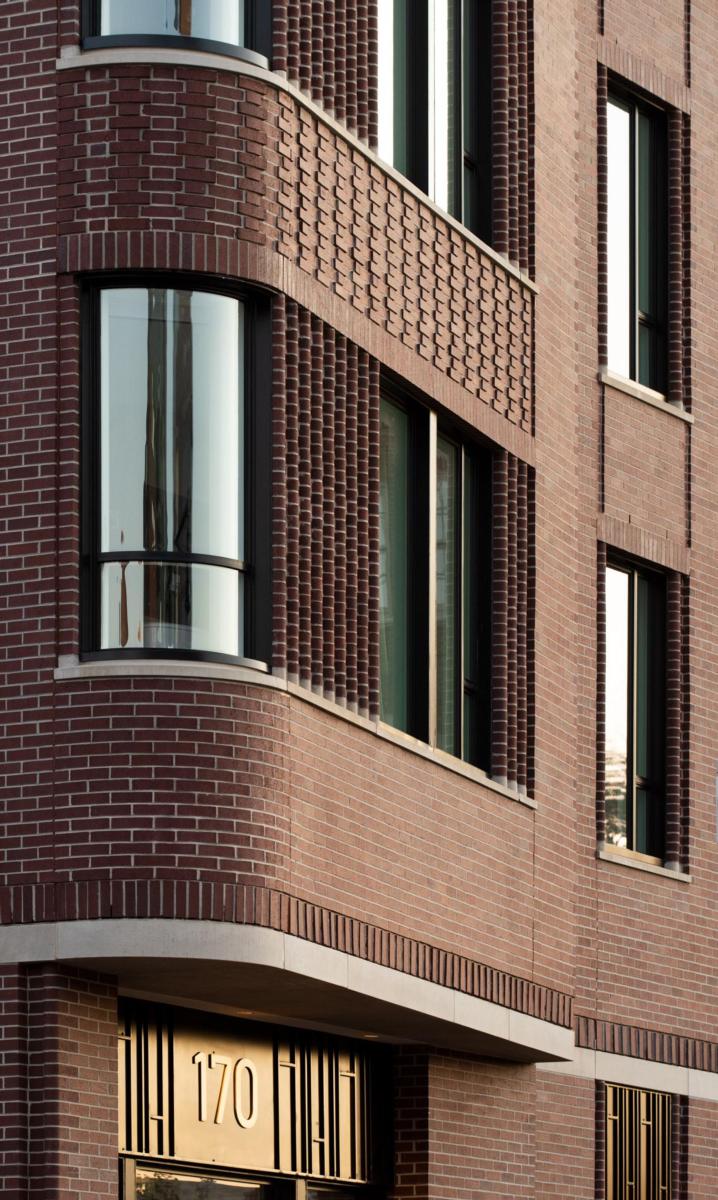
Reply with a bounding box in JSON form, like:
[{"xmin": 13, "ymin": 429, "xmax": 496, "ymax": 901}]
[
  {"xmin": 428, "ymin": 1054, "xmax": 536, "ymax": 1198},
  {"xmin": 535, "ymin": 1072, "xmax": 596, "ymax": 1199}
]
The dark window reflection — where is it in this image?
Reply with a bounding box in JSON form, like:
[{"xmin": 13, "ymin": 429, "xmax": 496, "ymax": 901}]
[
  {"xmin": 99, "ymin": 288, "xmax": 244, "ymax": 658},
  {"xmin": 136, "ymin": 1170, "xmax": 270, "ymax": 1199},
  {"xmin": 100, "ymin": 0, "xmax": 244, "ymax": 44}
]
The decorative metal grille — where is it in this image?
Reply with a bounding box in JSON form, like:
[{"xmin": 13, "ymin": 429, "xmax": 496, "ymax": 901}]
[{"xmin": 606, "ymin": 1084, "xmax": 671, "ymax": 1200}]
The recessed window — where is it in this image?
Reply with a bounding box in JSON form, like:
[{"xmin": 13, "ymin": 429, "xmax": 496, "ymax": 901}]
[
  {"xmin": 606, "ymin": 92, "xmax": 667, "ymax": 392},
  {"xmin": 377, "ymin": 0, "xmax": 492, "ymax": 243},
  {"xmin": 83, "ymin": 0, "xmax": 271, "ymax": 62},
  {"xmin": 605, "ymin": 561, "xmax": 666, "ymax": 860},
  {"xmin": 83, "ymin": 284, "xmax": 271, "ymax": 664},
  {"xmin": 380, "ymin": 394, "xmax": 491, "ymax": 769},
  {"xmin": 605, "ymin": 1084, "xmax": 672, "ymax": 1199}
]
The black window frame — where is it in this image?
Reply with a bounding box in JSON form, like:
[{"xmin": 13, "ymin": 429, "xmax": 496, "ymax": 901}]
[
  {"xmin": 606, "ymin": 84, "xmax": 668, "ymax": 393},
  {"xmin": 80, "ymin": 274, "xmax": 272, "ymax": 668},
  {"xmin": 379, "ymin": 378, "xmax": 492, "ymax": 772},
  {"xmin": 604, "ymin": 555, "xmax": 666, "ymax": 862},
  {"xmin": 81, "ymin": 0, "xmax": 272, "ymax": 66},
  {"xmin": 386, "ymin": 0, "xmax": 493, "ymax": 244}
]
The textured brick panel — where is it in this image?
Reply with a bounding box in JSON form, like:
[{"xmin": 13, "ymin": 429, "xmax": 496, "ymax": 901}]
[{"xmin": 576, "ymin": 1015, "xmax": 718, "ymax": 1072}]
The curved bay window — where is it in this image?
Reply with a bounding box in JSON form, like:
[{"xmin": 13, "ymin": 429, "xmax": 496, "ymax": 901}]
[
  {"xmin": 83, "ymin": 284, "xmax": 269, "ymax": 664},
  {"xmin": 82, "ymin": 0, "xmax": 271, "ymax": 64}
]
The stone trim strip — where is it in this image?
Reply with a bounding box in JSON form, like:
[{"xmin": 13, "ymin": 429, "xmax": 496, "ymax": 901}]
[
  {"xmin": 577, "ymin": 1015, "xmax": 718, "ymax": 1074},
  {"xmin": 0, "ymin": 882, "xmax": 572, "ymax": 1029}
]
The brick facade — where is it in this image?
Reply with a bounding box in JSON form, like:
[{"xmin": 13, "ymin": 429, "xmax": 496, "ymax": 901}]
[{"xmin": 2, "ymin": 0, "xmax": 718, "ymax": 1196}]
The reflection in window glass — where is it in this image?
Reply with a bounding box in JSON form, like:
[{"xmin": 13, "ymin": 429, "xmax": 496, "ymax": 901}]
[
  {"xmin": 380, "ymin": 399, "xmax": 410, "ymax": 731},
  {"xmin": 136, "ymin": 1170, "xmax": 269, "ymax": 1199},
  {"xmin": 100, "ymin": 561, "xmax": 242, "ymax": 656},
  {"xmin": 605, "ymin": 566, "xmax": 629, "ymax": 848},
  {"xmin": 607, "ymin": 100, "xmax": 631, "ymax": 380},
  {"xmin": 99, "ymin": 287, "xmax": 244, "ymax": 658},
  {"xmin": 101, "ymin": 289, "xmax": 242, "ymax": 562},
  {"xmin": 100, "ymin": 0, "xmax": 244, "ymax": 43},
  {"xmin": 436, "ymin": 436, "xmax": 459, "ymax": 754}
]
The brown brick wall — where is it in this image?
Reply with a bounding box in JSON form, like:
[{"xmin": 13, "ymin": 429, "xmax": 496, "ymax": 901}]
[{"xmin": 0, "ymin": 966, "xmax": 118, "ymax": 1200}]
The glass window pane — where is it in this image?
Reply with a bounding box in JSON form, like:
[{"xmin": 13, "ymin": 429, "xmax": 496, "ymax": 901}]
[
  {"xmin": 101, "ymin": 289, "xmax": 242, "ymax": 563},
  {"xmin": 100, "ymin": 0, "xmax": 244, "ymax": 43},
  {"xmin": 100, "ymin": 561, "xmax": 242, "ymax": 657},
  {"xmin": 462, "ymin": 452, "xmax": 482, "ymax": 766},
  {"xmin": 377, "ymin": 0, "xmax": 395, "ymax": 164},
  {"xmin": 430, "ymin": 0, "xmax": 460, "ymax": 214},
  {"xmin": 436, "ymin": 436, "xmax": 459, "ymax": 754},
  {"xmin": 635, "ymin": 571, "xmax": 665, "ymax": 791},
  {"xmin": 607, "ymin": 100, "xmax": 632, "ymax": 378},
  {"xmin": 136, "ymin": 1170, "xmax": 270, "ymax": 1199},
  {"xmin": 380, "ymin": 399, "xmax": 410, "ymax": 731},
  {"xmin": 637, "ymin": 110, "xmax": 653, "ymax": 320},
  {"xmin": 605, "ymin": 566, "xmax": 630, "ymax": 848}
]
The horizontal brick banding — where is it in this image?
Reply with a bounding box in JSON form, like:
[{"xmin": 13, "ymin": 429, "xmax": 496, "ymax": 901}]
[
  {"xmin": 0, "ymin": 882, "xmax": 573, "ymax": 1029},
  {"xmin": 577, "ymin": 1015, "xmax": 718, "ymax": 1074}
]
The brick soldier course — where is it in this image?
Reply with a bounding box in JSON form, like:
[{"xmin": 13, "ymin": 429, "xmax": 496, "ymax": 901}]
[{"xmin": 1, "ymin": 1, "xmax": 717, "ymax": 1197}]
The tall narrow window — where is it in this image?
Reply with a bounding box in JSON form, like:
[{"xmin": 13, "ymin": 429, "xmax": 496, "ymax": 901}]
[
  {"xmin": 380, "ymin": 397, "xmax": 491, "ymax": 771},
  {"xmin": 378, "ymin": 0, "xmax": 492, "ymax": 243},
  {"xmin": 88, "ymin": 286, "xmax": 247, "ymax": 660},
  {"xmin": 605, "ymin": 562, "xmax": 666, "ymax": 859},
  {"xmin": 606, "ymin": 93, "xmax": 667, "ymax": 392},
  {"xmin": 605, "ymin": 1085, "xmax": 672, "ymax": 1200}
]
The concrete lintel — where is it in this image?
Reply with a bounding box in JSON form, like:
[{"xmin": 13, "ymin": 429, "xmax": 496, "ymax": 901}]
[{"xmin": 0, "ymin": 919, "xmax": 571, "ymax": 1064}]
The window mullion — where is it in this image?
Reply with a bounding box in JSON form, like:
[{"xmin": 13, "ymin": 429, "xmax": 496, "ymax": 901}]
[
  {"xmin": 631, "ymin": 102, "xmax": 639, "ymax": 382},
  {"xmin": 458, "ymin": 445, "xmax": 466, "ymax": 759}
]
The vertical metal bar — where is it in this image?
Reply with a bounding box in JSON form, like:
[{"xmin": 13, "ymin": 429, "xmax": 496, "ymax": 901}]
[
  {"xmin": 629, "ymin": 570, "xmax": 637, "ymax": 850},
  {"xmin": 458, "ymin": 445, "xmax": 466, "ymax": 758}
]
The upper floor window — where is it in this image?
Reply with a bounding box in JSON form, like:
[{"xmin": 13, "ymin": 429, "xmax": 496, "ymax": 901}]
[
  {"xmin": 84, "ymin": 0, "xmax": 271, "ymax": 62},
  {"xmin": 82, "ymin": 282, "xmax": 271, "ymax": 664},
  {"xmin": 605, "ymin": 560, "xmax": 665, "ymax": 861},
  {"xmin": 377, "ymin": 0, "xmax": 492, "ymax": 244},
  {"xmin": 380, "ymin": 393, "xmax": 491, "ymax": 769},
  {"xmin": 607, "ymin": 91, "xmax": 667, "ymax": 393}
]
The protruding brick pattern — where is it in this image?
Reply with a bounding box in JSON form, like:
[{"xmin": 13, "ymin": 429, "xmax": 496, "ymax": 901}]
[
  {"xmin": 577, "ymin": 1015, "xmax": 718, "ymax": 1072},
  {"xmin": 491, "ymin": 452, "xmax": 533, "ymax": 791},
  {"xmin": 56, "ymin": 64, "xmax": 534, "ymax": 437},
  {"xmin": 271, "ymin": 296, "xmax": 381, "ymax": 715},
  {"xmin": 492, "ymin": 0, "xmax": 533, "ymax": 271},
  {"xmin": 278, "ymin": 0, "xmax": 376, "ymax": 143}
]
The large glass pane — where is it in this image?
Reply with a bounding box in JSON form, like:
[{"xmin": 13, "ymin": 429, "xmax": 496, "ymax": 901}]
[
  {"xmin": 430, "ymin": 0, "xmax": 460, "ymax": 214},
  {"xmin": 637, "ymin": 111, "xmax": 653, "ymax": 321},
  {"xmin": 462, "ymin": 452, "xmax": 480, "ymax": 765},
  {"xmin": 100, "ymin": 0, "xmax": 244, "ymax": 43},
  {"xmin": 436, "ymin": 436, "xmax": 459, "ymax": 754},
  {"xmin": 101, "ymin": 289, "xmax": 242, "ymax": 562},
  {"xmin": 380, "ymin": 399, "xmax": 410, "ymax": 731},
  {"xmin": 100, "ymin": 561, "xmax": 242, "ymax": 656},
  {"xmin": 605, "ymin": 566, "xmax": 630, "ymax": 848},
  {"xmin": 462, "ymin": 0, "xmax": 492, "ymax": 241},
  {"xmin": 607, "ymin": 100, "xmax": 632, "ymax": 378},
  {"xmin": 136, "ymin": 1170, "xmax": 270, "ymax": 1199}
]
